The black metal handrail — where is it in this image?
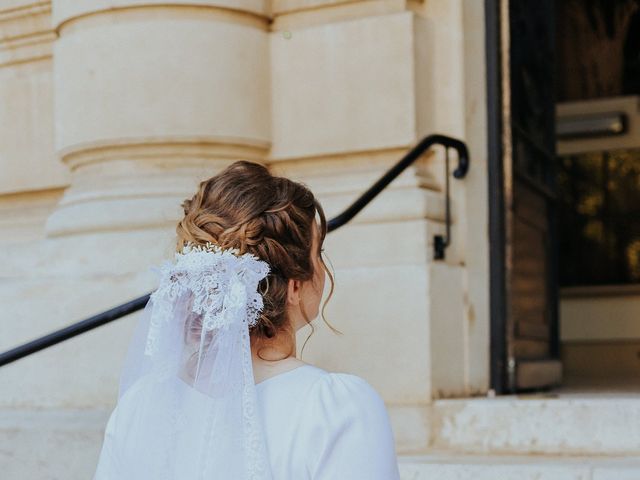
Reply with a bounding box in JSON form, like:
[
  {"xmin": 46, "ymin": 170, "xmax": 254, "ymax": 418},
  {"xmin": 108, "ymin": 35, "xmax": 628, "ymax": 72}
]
[{"xmin": 0, "ymin": 134, "xmax": 469, "ymax": 368}]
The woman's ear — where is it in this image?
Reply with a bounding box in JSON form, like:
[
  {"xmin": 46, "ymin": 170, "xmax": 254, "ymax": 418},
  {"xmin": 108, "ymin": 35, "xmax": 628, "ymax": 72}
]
[{"xmin": 287, "ymin": 278, "xmax": 302, "ymax": 306}]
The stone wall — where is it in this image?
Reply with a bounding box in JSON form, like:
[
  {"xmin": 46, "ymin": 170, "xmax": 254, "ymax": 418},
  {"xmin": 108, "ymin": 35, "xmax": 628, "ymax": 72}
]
[{"xmin": 0, "ymin": 1, "xmax": 493, "ymax": 477}]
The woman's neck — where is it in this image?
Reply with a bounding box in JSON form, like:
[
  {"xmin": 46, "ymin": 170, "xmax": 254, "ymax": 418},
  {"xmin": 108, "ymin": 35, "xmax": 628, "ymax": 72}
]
[
  {"xmin": 251, "ymin": 330, "xmax": 296, "ymax": 361},
  {"xmin": 250, "ymin": 334, "xmax": 304, "ymax": 383}
]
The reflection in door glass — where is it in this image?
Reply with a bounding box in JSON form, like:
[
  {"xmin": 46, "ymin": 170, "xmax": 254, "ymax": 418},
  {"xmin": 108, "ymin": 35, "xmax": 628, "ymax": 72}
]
[{"xmin": 557, "ymin": 148, "xmax": 640, "ymax": 286}]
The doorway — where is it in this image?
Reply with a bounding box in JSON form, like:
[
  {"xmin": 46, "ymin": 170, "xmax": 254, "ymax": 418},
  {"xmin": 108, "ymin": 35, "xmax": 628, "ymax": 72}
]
[
  {"xmin": 487, "ymin": 0, "xmax": 640, "ymax": 394},
  {"xmin": 487, "ymin": 0, "xmax": 561, "ymax": 394}
]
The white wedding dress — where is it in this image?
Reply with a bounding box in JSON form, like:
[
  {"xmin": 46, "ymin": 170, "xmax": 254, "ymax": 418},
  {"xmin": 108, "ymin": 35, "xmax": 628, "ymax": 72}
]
[{"xmin": 94, "ymin": 363, "xmax": 401, "ymax": 480}]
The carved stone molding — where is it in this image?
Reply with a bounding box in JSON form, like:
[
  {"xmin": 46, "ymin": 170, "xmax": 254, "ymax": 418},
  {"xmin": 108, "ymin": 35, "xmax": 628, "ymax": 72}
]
[
  {"xmin": 52, "ymin": 1, "xmax": 270, "ymax": 34},
  {"xmin": 0, "ymin": 2, "xmax": 54, "ymax": 68},
  {"xmin": 45, "ymin": 141, "xmax": 268, "ymax": 236}
]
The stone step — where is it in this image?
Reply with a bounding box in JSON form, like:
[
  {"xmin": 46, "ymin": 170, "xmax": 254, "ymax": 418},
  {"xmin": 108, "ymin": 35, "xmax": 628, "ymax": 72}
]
[
  {"xmin": 0, "ymin": 408, "xmax": 108, "ymax": 480},
  {"xmin": 399, "ymin": 452, "xmax": 640, "ymax": 480},
  {"xmin": 1, "ymin": 406, "xmax": 639, "ymax": 479},
  {"xmin": 431, "ymin": 392, "xmax": 640, "ymax": 456}
]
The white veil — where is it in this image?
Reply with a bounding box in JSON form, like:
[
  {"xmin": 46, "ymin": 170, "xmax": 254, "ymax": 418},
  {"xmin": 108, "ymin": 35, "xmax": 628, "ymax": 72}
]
[{"xmin": 93, "ymin": 241, "xmax": 274, "ymax": 480}]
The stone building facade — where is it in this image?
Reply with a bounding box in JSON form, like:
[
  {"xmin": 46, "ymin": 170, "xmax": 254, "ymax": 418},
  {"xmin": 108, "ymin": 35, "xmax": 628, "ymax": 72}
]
[{"xmin": 1, "ymin": 1, "xmax": 638, "ymax": 479}]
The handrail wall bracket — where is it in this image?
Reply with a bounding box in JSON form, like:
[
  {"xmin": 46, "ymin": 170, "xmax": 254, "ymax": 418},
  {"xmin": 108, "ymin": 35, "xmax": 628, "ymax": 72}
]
[{"xmin": 433, "ymin": 144, "xmax": 469, "ymax": 260}]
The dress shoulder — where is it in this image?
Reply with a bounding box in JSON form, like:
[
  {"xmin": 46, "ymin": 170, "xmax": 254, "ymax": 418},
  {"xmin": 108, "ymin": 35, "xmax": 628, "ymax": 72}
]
[{"xmin": 302, "ymin": 372, "xmax": 401, "ymax": 480}]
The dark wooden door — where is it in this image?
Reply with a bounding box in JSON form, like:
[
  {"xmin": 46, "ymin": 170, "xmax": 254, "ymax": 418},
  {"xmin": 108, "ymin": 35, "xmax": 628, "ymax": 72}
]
[
  {"xmin": 489, "ymin": 0, "xmax": 562, "ymax": 392},
  {"xmin": 507, "ymin": 0, "xmax": 561, "ymax": 391}
]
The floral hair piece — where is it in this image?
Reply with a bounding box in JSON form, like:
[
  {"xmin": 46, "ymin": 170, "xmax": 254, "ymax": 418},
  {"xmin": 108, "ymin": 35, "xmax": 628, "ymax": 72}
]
[{"xmin": 145, "ymin": 240, "xmax": 271, "ymax": 356}]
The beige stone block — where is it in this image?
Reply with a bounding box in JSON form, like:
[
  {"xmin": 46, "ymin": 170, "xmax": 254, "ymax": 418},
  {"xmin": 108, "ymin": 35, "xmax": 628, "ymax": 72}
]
[
  {"xmin": 0, "ymin": 408, "xmax": 108, "ymax": 480},
  {"xmin": 320, "ymin": 184, "xmax": 448, "ymax": 227},
  {"xmin": 0, "ymin": 276, "xmax": 145, "ymax": 408},
  {"xmin": 429, "ymin": 262, "xmax": 467, "ymax": 398},
  {"xmin": 321, "ymin": 217, "xmax": 437, "ymax": 268},
  {"xmin": 297, "ymin": 263, "xmax": 431, "ymax": 403},
  {"xmin": 0, "ymin": 66, "xmax": 68, "ymax": 195},
  {"xmin": 413, "ymin": 13, "xmax": 438, "ymax": 139},
  {"xmin": 269, "ymin": 11, "xmax": 418, "ymax": 158},
  {"xmin": 389, "ymin": 404, "xmax": 432, "ymax": 455},
  {"xmin": 432, "ymin": 396, "xmax": 640, "ymax": 455},
  {"xmin": 2, "ymin": 225, "xmax": 177, "ymax": 278},
  {"xmin": 0, "ymin": 229, "xmax": 177, "ymax": 408},
  {"xmin": 592, "ymin": 464, "xmax": 640, "ymax": 480},
  {"xmin": 0, "ymin": 189, "xmax": 63, "ymax": 243},
  {"xmin": 53, "ymin": 9, "xmax": 270, "ymax": 155},
  {"xmin": 413, "ymin": 0, "xmax": 466, "ymax": 137}
]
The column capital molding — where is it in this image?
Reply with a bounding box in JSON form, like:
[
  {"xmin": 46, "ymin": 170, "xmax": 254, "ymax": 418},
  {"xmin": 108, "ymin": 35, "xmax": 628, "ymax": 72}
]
[
  {"xmin": 58, "ymin": 137, "xmax": 270, "ymax": 171},
  {"xmin": 52, "ymin": 1, "xmax": 270, "ymax": 34}
]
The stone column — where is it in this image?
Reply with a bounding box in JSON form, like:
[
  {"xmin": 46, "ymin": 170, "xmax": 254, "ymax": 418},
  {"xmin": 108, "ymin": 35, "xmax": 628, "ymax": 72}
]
[{"xmin": 47, "ymin": 0, "xmax": 271, "ymax": 237}]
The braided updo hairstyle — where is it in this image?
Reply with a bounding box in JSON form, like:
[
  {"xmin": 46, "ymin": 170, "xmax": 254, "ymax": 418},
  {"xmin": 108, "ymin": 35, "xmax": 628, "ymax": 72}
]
[{"xmin": 175, "ymin": 160, "xmax": 338, "ymax": 361}]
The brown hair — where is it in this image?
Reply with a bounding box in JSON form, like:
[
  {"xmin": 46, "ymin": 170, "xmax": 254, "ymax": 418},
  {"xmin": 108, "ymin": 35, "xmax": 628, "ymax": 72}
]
[{"xmin": 175, "ymin": 160, "xmax": 339, "ymax": 362}]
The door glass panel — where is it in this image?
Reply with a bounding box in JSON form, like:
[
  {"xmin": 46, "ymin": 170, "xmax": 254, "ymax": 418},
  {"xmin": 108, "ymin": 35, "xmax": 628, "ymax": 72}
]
[{"xmin": 557, "ymin": 148, "xmax": 640, "ymax": 286}]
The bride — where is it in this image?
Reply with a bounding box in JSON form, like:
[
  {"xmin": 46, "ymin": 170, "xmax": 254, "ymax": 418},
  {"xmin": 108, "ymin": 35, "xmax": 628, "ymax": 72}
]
[{"xmin": 92, "ymin": 160, "xmax": 401, "ymax": 479}]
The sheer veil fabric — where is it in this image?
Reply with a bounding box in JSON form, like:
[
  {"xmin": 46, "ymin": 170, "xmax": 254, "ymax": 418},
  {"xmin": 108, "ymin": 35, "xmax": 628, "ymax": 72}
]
[{"xmin": 93, "ymin": 241, "xmax": 274, "ymax": 480}]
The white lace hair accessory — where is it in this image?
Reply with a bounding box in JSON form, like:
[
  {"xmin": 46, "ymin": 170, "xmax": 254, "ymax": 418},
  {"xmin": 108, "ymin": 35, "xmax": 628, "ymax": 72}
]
[{"xmin": 93, "ymin": 241, "xmax": 274, "ymax": 480}]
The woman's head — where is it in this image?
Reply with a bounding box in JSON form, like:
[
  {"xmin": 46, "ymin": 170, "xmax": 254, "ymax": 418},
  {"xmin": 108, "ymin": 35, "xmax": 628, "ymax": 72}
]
[{"xmin": 175, "ymin": 160, "xmax": 337, "ymax": 361}]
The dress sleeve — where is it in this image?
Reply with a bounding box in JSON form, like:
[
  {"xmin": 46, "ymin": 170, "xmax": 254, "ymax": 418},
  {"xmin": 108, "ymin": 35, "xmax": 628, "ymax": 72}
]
[{"xmin": 304, "ymin": 373, "xmax": 401, "ymax": 480}]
